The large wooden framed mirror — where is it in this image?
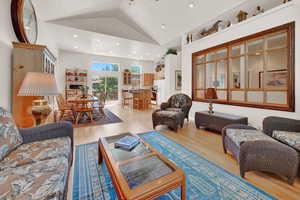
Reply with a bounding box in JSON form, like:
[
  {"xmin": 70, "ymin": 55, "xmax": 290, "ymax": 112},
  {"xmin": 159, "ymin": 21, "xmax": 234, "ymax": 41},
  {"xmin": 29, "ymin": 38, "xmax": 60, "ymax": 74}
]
[
  {"xmin": 192, "ymin": 22, "xmax": 295, "ymax": 112},
  {"xmin": 11, "ymin": 0, "xmax": 38, "ymax": 44}
]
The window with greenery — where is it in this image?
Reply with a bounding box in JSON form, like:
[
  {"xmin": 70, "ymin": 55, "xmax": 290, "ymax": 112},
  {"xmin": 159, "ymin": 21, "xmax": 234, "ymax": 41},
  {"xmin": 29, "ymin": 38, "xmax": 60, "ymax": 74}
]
[
  {"xmin": 90, "ymin": 62, "xmax": 119, "ymax": 72},
  {"xmin": 192, "ymin": 22, "xmax": 295, "ymax": 112}
]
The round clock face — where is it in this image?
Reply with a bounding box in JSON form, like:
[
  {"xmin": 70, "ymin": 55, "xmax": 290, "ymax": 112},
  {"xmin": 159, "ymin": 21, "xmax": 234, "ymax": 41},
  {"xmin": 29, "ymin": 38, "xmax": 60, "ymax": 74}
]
[{"xmin": 22, "ymin": 0, "xmax": 38, "ymax": 44}]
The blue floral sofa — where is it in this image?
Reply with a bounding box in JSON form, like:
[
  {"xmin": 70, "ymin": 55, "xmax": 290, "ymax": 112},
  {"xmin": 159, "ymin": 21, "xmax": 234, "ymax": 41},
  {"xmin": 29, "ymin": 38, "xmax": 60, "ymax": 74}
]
[{"xmin": 0, "ymin": 107, "xmax": 73, "ymax": 200}]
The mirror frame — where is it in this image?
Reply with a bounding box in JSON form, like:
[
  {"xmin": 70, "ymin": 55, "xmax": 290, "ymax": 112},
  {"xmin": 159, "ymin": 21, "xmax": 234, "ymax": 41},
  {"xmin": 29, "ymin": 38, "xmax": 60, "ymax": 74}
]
[{"xmin": 11, "ymin": 0, "xmax": 38, "ymax": 44}]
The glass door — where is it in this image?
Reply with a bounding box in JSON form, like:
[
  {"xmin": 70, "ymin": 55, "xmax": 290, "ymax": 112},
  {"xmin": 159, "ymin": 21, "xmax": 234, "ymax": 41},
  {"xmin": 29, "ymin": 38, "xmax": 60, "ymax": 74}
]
[{"xmin": 92, "ymin": 76, "xmax": 119, "ymax": 102}]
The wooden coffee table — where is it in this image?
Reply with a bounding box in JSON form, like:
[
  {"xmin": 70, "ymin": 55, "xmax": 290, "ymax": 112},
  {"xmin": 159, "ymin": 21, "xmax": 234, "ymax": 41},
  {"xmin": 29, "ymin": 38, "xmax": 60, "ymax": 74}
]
[{"xmin": 98, "ymin": 133, "xmax": 186, "ymax": 200}]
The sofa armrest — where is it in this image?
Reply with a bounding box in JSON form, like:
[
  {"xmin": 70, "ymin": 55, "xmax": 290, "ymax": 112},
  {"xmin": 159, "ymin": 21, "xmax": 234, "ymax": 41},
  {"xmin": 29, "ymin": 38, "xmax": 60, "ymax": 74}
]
[
  {"xmin": 160, "ymin": 102, "xmax": 169, "ymax": 110},
  {"xmin": 181, "ymin": 103, "xmax": 192, "ymax": 114},
  {"xmin": 19, "ymin": 121, "xmax": 74, "ymax": 149},
  {"xmin": 239, "ymin": 140, "xmax": 299, "ymax": 184}
]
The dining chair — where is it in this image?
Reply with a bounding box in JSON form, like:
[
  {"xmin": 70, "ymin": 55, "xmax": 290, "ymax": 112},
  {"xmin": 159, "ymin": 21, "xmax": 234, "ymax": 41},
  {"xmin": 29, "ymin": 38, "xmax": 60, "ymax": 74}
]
[{"xmin": 56, "ymin": 94, "xmax": 75, "ymax": 122}]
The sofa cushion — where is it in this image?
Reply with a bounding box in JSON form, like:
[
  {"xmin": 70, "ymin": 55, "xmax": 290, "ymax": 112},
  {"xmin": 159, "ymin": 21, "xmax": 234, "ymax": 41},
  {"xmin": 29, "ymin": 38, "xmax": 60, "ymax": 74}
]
[
  {"xmin": 226, "ymin": 129, "xmax": 275, "ymax": 147},
  {"xmin": 0, "ymin": 107, "xmax": 23, "ymax": 161},
  {"xmin": 273, "ymin": 130, "xmax": 300, "ymax": 151},
  {"xmin": 0, "ymin": 157, "xmax": 68, "ymax": 200},
  {"xmin": 155, "ymin": 110, "xmax": 182, "ymax": 119},
  {"xmin": 0, "ymin": 137, "xmax": 71, "ymax": 171}
]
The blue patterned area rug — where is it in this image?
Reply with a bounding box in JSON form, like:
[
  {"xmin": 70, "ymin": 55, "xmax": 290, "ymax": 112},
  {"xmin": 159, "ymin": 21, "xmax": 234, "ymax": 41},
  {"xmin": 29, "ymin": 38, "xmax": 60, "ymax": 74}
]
[{"xmin": 73, "ymin": 131, "xmax": 276, "ymax": 200}]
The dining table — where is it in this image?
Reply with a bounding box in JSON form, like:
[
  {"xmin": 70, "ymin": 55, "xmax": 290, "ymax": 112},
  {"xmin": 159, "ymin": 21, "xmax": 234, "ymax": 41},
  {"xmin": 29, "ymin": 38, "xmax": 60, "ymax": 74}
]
[{"xmin": 68, "ymin": 95, "xmax": 99, "ymax": 124}]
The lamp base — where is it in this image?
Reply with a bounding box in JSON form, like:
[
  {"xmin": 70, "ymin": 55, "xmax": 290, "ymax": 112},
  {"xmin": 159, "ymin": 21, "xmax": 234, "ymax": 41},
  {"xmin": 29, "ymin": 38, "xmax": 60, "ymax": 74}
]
[
  {"xmin": 31, "ymin": 99, "xmax": 51, "ymax": 126},
  {"xmin": 208, "ymin": 102, "xmax": 214, "ymax": 114}
]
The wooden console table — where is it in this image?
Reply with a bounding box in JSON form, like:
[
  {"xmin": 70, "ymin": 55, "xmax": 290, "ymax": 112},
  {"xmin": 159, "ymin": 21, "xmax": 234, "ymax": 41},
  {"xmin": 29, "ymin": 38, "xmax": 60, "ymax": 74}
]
[{"xmin": 195, "ymin": 111, "xmax": 248, "ymax": 133}]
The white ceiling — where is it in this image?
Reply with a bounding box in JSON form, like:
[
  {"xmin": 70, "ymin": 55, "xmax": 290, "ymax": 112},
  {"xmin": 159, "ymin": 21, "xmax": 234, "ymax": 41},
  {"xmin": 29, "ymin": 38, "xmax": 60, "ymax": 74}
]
[
  {"xmin": 48, "ymin": 23, "xmax": 166, "ymax": 61},
  {"xmin": 32, "ymin": 0, "xmax": 249, "ymax": 61}
]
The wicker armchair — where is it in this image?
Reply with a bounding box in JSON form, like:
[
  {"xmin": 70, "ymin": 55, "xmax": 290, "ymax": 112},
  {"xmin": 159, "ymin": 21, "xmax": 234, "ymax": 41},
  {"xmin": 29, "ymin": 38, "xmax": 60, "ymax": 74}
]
[
  {"xmin": 222, "ymin": 124, "xmax": 299, "ymax": 185},
  {"xmin": 160, "ymin": 93, "xmax": 192, "ymax": 121}
]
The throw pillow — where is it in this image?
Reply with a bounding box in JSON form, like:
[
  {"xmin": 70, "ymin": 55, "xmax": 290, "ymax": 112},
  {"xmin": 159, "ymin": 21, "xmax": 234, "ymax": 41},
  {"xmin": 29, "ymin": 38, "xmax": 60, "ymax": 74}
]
[
  {"xmin": 0, "ymin": 107, "xmax": 23, "ymax": 161},
  {"xmin": 273, "ymin": 130, "xmax": 300, "ymax": 151}
]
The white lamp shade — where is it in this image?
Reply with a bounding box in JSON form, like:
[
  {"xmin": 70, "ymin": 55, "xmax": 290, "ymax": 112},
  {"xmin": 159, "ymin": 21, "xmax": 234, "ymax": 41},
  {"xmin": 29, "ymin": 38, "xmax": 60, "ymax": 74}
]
[{"xmin": 18, "ymin": 72, "xmax": 60, "ymax": 96}]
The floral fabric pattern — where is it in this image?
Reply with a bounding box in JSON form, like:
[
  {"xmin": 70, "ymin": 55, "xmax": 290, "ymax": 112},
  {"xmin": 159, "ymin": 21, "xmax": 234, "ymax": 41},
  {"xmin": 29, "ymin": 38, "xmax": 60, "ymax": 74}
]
[
  {"xmin": 0, "ymin": 157, "xmax": 68, "ymax": 200},
  {"xmin": 0, "ymin": 107, "xmax": 23, "ymax": 161},
  {"xmin": 226, "ymin": 129, "xmax": 275, "ymax": 147},
  {"xmin": 273, "ymin": 130, "xmax": 300, "ymax": 151},
  {"xmin": 0, "ymin": 137, "xmax": 71, "ymax": 171},
  {"xmin": 169, "ymin": 94, "xmax": 188, "ymax": 108}
]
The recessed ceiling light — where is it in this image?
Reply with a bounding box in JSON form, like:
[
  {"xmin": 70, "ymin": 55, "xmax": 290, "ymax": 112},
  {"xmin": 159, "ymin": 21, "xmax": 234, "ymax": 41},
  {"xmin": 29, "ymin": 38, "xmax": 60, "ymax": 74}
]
[
  {"xmin": 116, "ymin": 42, "xmax": 120, "ymax": 46},
  {"xmin": 73, "ymin": 34, "xmax": 78, "ymax": 38},
  {"xmin": 133, "ymin": 51, "xmax": 137, "ymax": 54},
  {"xmin": 74, "ymin": 46, "xmax": 78, "ymax": 49},
  {"xmin": 109, "ymin": 50, "xmax": 113, "ymax": 54},
  {"xmin": 189, "ymin": 1, "xmax": 195, "ymax": 8},
  {"xmin": 161, "ymin": 24, "xmax": 166, "ymax": 29}
]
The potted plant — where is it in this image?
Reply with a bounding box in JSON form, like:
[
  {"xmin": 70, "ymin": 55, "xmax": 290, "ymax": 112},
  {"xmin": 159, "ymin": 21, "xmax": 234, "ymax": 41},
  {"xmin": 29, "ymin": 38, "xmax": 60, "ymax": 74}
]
[{"xmin": 165, "ymin": 48, "xmax": 177, "ymax": 55}]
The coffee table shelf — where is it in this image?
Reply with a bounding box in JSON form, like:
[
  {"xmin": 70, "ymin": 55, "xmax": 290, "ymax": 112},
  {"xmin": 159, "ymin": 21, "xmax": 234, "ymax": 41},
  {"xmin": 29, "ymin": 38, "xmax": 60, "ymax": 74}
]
[{"xmin": 98, "ymin": 133, "xmax": 186, "ymax": 200}]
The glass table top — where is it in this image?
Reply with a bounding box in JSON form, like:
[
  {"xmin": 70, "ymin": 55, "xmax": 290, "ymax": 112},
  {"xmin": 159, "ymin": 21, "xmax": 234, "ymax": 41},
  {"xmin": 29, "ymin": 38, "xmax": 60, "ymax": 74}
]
[
  {"xmin": 119, "ymin": 155, "xmax": 174, "ymax": 189},
  {"xmin": 104, "ymin": 133, "xmax": 152, "ymax": 162}
]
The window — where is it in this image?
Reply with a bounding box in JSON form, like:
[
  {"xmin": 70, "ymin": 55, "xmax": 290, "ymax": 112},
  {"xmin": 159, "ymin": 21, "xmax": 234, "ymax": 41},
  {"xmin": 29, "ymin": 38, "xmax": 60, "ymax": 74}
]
[
  {"xmin": 131, "ymin": 66, "xmax": 141, "ymax": 74},
  {"xmin": 90, "ymin": 62, "xmax": 119, "ymax": 72},
  {"xmin": 192, "ymin": 22, "xmax": 295, "ymax": 112}
]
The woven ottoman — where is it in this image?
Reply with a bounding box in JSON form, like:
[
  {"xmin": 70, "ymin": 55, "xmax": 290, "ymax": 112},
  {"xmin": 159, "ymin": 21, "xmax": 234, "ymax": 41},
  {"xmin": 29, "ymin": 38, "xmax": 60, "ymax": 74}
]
[
  {"xmin": 152, "ymin": 109, "xmax": 184, "ymax": 132},
  {"xmin": 222, "ymin": 124, "xmax": 299, "ymax": 185}
]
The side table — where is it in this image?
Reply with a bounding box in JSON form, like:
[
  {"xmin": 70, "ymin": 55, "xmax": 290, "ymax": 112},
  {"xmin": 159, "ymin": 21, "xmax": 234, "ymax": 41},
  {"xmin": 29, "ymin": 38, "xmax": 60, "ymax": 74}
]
[{"xmin": 195, "ymin": 111, "xmax": 248, "ymax": 133}]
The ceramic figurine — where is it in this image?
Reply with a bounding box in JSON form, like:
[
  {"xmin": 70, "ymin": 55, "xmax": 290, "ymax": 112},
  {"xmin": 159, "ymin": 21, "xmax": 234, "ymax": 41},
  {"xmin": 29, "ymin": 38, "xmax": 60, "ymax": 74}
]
[
  {"xmin": 253, "ymin": 6, "xmax": 264, "ymax": 16},
  {"xmin": 237, "ymin": 10, "xmax": 248, "ymax": 22},
  {"xmin": 201, "ymin": 20, "xmax": 222, "ymax": 36}
]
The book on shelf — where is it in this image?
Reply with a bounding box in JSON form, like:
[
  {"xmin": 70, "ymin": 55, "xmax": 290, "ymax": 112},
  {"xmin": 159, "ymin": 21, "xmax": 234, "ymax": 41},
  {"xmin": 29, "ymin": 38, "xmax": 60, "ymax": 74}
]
[{"xmin": 114, "ymin": 136, "xmax": 140, "ymax": 150}]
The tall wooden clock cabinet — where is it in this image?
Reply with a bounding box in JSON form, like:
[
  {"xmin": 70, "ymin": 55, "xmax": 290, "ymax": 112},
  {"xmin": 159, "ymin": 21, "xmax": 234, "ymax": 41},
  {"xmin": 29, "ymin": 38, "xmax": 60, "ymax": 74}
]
[{"xmin": 11, "ymin": 42, "xmax": 56, "ymax": 128}]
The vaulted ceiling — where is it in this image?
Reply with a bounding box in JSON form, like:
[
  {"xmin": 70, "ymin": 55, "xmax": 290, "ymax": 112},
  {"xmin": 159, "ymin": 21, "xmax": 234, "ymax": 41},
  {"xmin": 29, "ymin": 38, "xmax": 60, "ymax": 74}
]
[{"xmin": 32, "ymin": 0, "xmax": 248, "ymax": 60}]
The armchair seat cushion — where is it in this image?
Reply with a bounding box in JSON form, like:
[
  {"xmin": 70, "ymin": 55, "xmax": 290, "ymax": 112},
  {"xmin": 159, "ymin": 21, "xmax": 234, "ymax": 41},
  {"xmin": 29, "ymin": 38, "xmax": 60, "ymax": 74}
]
[
  {"xmin": 0, "ymin": 108, "xmax": 23, "ymax": 161},
  {"xmin": 0, "ymin": 137, "xmax": 71, "ymax": 171},
  {"xmin": 0, "ymin": 157, "xmax": 68, "ymax": 200},
  {"xmin": 273, "ymin": 130, "xmax": 300, "ymax": 151},
  {"xmin": 154, "ymin": 110, "xmax": 182, "ymax": 119},
  {"xmin": 166, "ymin": 108, "xmax": 182, "ymax": 112},
  {"xmin": 226, "ymin": 129, "xmax": 275, "ymax": 147}
]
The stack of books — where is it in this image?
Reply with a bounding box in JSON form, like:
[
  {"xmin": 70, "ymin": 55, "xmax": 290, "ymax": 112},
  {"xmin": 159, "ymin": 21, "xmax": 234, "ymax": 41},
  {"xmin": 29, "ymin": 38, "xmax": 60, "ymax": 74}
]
[{"xmin": 115, "ymin": 136, "xmax": 140, "ymax": 150}]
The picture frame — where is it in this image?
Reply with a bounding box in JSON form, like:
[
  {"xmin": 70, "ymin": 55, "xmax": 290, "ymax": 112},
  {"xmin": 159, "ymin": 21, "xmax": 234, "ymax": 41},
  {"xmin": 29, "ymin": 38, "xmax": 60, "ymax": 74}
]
[
  {"xmin": 259, "ymin": 69, "xmax": 287, "ymax": 89},
  {"xmin": 175, "ymin": 70, "xmax": 182, "ymax": 90}
]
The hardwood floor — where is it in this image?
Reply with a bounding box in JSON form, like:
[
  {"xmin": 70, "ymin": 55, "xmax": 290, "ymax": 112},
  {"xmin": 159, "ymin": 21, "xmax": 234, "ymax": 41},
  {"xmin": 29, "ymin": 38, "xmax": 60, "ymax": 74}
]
[{"xmin": 73, "ymin": 104, "xmax": 300, "ymax": 200}]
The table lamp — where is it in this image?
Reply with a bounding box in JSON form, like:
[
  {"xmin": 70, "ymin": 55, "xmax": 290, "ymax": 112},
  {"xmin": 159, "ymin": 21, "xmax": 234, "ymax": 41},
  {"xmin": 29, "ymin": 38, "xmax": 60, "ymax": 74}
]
[
  {"xmin": 205, "ymin": 88, "xmax": 218, "ymax": 114},
  {"xmin": 18, "ymin": 72, "xmax": 60, "ymax": 126}
]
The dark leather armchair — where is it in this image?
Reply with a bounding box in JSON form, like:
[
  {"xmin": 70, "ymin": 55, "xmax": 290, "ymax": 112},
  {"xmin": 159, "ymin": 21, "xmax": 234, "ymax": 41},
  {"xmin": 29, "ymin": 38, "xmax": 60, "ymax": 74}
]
[{"xmin": 161, "ymin": 93, "xmax": 192, "ymax": 121}]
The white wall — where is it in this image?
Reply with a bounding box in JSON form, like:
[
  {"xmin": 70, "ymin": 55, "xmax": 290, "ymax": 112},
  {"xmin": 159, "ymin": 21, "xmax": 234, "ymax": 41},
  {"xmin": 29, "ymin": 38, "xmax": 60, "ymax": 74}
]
[
  {"xmin": 0, "ymin": 0, "xmax": 17, "ymax": 110},
  {"xmin": 181, "ymin": 2, "xmax": 300, "ymax": 128},
  {"xmin": 155, "ymin": 53, "xmax": 182, "ymax": 104},
  {"xmin": 0, "ymin": 0, "xmax": 58, "ymax": 111},
  {"xmin": 58, "ymin": 50, "xmax": 155, "ymax": 96}
]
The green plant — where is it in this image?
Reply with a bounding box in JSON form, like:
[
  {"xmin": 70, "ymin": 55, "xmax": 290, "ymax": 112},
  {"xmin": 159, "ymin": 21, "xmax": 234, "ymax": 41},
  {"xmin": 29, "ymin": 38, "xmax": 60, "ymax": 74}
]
[{"xmin": 165, "ymin": 48, "xmax": 177, "ymax": 55}]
